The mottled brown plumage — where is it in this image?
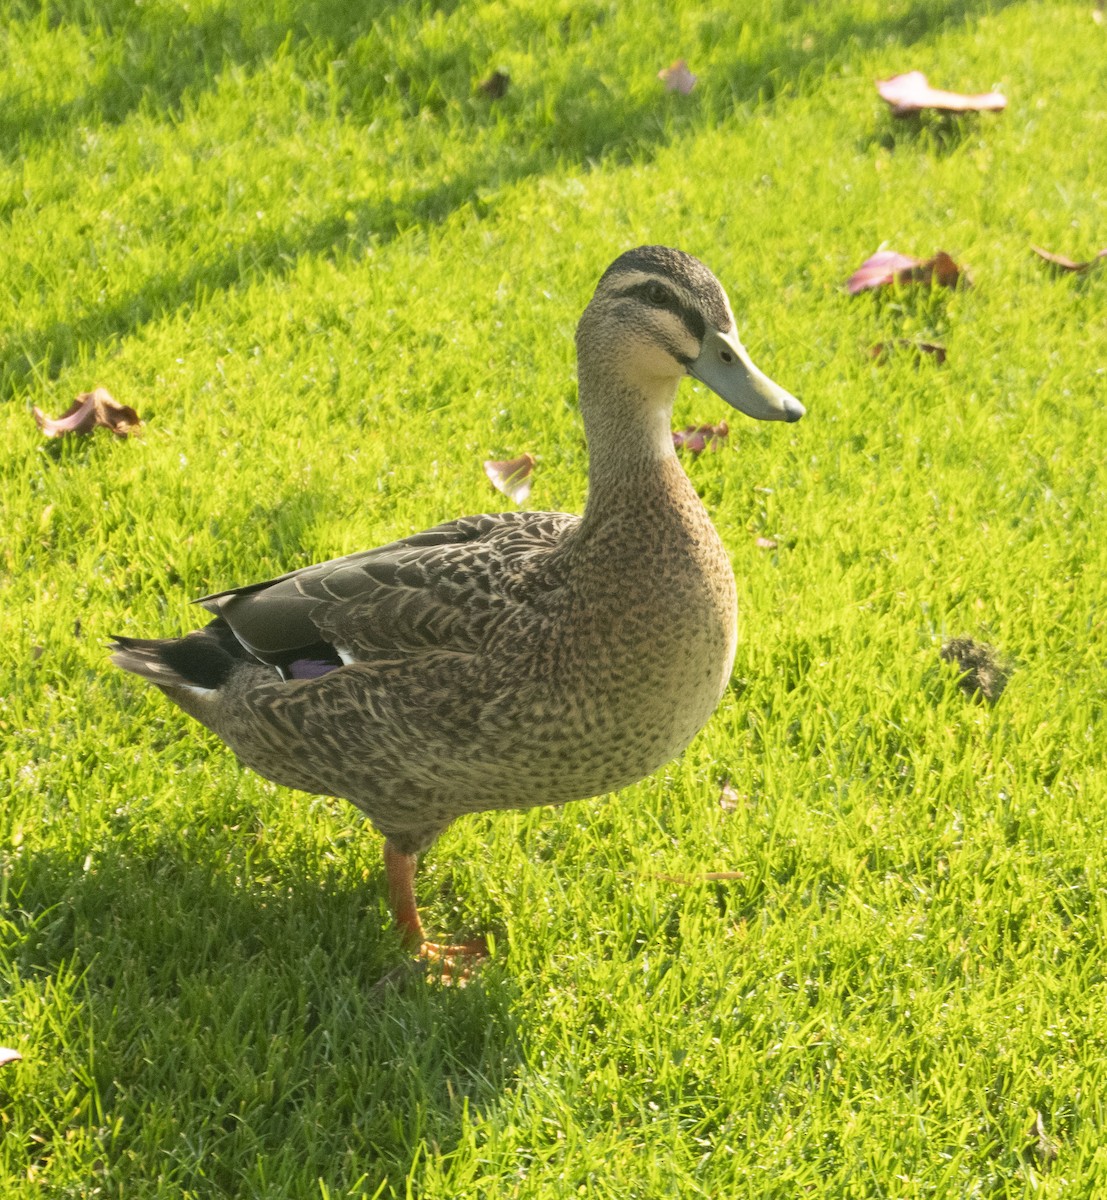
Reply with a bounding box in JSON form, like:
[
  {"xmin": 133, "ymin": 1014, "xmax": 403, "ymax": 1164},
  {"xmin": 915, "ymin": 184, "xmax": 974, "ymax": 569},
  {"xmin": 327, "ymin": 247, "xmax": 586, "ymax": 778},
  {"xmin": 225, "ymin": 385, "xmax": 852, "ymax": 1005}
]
[{"xmin": 111, "ymin": 245, "xmax": 804, "ymax": 962}]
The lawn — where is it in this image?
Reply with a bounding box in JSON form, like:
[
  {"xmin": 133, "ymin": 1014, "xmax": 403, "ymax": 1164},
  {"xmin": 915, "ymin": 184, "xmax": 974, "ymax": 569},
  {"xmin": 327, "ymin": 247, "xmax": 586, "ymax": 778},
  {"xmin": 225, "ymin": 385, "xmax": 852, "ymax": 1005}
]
[{"xmin": 3, "ymin": 0, "xmax": 1107, "ymax": 1195}]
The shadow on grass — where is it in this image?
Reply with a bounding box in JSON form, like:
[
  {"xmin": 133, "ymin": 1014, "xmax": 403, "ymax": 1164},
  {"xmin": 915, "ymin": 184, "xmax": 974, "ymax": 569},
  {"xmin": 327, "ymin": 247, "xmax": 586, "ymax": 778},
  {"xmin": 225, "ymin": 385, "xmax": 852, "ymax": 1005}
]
[
  {"xmin": 0, "ymin": 0, "xmax": 466, "ymax": 152},
  {"xmin": 859, "ymin": 110, "xmax": 988, "ymax": 157},
  {"xmin": 4, "ymin": 834, "xmax": 521, "ymax": 1189},
  {"xmin": 2, "ymin": 0, "xmax": 1021, "ymax": 401},
  {"xmin": 2, "ymin": 0, "xmax": 1015, "ymax": 152}
]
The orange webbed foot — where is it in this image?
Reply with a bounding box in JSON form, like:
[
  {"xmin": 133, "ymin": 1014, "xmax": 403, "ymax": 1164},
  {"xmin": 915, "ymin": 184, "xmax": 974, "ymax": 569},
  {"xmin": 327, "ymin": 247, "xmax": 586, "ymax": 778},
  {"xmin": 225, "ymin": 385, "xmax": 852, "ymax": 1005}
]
[
  {"xmin": 416, "ymin": 935, "xmax": 489, "ymax": 985},
  {"xmin": 383, "ymin": 839, "xmax": 490, "ymax": 984}
]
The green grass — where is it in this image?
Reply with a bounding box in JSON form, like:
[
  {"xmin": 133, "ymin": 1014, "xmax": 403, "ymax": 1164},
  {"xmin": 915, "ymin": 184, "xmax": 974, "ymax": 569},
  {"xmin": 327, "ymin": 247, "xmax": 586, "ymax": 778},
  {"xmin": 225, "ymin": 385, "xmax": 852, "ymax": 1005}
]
[{"xmin": 3, "ymin": 0, "xmax": 1107, "ymax": 1194}]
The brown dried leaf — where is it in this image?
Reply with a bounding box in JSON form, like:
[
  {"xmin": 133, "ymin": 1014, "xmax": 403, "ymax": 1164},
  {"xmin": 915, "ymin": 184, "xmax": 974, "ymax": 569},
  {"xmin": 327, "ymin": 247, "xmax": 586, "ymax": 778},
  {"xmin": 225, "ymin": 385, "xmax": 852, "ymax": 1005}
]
[
  {"xmin": 877, "ymin": 71, "xmax": 1006, "ymax": 117},
  {"xmin": 483, "ymin": 453, "xmax": 535, "ymax": 505},
  {"xmin": 658, "ymin": 59, "xmax": 697, "ymax": 95},
  {"xmin": 1030, "ymin": 244, "xmax": 1107, "ymax": 273},
  {"xmin": 940, "ymin": 636, "xmax": 1010, "ymax": 704},
  {"xmin": 477, "ymin": 69, "xmax": 510, "ymax": 99},
  {"xmin": 847, "ymin": 249, "xmax": 966, "ymax": 294},
  {"xmin": 33, "ymin": 388, "xmax": 141, "ymax": 439},
  {"xmin": 0, "ymin": 1047, "xmax": 21, "ymax": 1068},
  {"xmin": 672, "ymin": 420, "xmax": 728, "ymax": 455},
  {"xmin": 869, "ymin": 339, "xmax": 948, "ymax": 365},
  {"xmin": 1027, "ymin": 1111, "xmax": 1060, "ymax": 1166}
]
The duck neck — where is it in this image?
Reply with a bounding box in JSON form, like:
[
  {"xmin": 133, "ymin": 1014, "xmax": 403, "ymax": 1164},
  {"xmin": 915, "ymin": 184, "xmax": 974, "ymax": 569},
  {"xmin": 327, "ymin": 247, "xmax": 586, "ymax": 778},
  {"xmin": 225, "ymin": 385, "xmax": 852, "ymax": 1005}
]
[{"xmin": 575, "ymin": 360, "xmax": 699, "ymax": 533}]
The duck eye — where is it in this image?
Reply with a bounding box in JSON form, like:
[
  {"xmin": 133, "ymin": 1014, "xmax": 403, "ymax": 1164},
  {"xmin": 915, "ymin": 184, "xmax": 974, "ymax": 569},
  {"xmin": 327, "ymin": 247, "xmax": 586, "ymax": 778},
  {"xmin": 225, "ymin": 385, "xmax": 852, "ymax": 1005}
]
[{"xmin": 646, "ymin": 282, "xmax": 672, "ymax": 307}]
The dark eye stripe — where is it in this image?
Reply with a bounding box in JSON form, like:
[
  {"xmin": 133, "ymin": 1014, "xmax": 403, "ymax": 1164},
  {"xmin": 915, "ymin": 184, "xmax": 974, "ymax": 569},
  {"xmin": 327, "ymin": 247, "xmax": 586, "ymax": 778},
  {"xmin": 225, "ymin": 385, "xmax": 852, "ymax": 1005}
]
[
  {"xmin": 611, "ymin": 281, "xmax": 707, "ymax": 342},
  {"xmin": 677, "ymin": 304, "xmax": 706, "ymax": 342}
]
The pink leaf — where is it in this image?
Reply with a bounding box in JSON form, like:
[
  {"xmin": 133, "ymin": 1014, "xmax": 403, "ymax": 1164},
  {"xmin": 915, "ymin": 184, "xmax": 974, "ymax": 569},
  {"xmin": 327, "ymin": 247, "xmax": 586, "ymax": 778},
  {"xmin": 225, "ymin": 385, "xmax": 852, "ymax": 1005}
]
[
  {"xmin": 847, "ymin": 249, "xmax": 966, "ymax": 294},
  {"xmin": 33, "ymin": 387, "xmax": 141, "ymax": 439},
  {"xmin": 658, "ymin": 60, "xmax": 697, "ymax": 95},
  {"xmin": 754, "ymin": 536, "xmax": 778, "ymax": 551},
  {"xmin": 672, "ymin": 420, "xmax": 728, "ymax": 455},
  {"xmin": 483, "ymin": 453, "xmax": 535, "ymax": 505},
  {"xmin": 0, "ymin": 1047, "xmax": 21, "ymax": 1068},
  {"xmin": 848, "ymin": 250, "xmax": 921, "ymax": 293},
  {"xmin": 877, "ymin": 71, "xmax": 1006, "ymax": 117},
  {"xmin": 718, "ymin": 781, "xmax": 742, "ymax": 812}
]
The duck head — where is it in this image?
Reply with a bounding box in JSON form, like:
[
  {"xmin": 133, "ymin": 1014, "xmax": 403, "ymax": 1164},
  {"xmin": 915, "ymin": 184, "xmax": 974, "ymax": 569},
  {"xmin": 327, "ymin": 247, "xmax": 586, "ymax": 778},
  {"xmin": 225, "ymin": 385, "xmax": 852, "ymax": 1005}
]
[{"xmin": 575, "ymin": 245, "xmax": 804, "ymax": 424}]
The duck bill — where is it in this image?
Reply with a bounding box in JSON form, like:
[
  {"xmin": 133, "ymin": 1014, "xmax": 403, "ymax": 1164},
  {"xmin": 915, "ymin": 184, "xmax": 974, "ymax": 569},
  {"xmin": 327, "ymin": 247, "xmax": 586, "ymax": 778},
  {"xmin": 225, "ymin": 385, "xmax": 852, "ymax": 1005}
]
[{"xmin": 688, "ymin": 327, "xmax": 804, "ymax": 423}]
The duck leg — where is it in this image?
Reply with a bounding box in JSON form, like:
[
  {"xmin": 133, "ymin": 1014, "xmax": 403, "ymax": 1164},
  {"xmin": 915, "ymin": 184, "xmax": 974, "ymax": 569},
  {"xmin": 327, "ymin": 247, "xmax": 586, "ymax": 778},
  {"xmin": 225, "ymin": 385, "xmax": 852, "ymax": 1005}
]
[{"xmin": 383, "ymin": 839, "xmax": 488, "ymax": 966}]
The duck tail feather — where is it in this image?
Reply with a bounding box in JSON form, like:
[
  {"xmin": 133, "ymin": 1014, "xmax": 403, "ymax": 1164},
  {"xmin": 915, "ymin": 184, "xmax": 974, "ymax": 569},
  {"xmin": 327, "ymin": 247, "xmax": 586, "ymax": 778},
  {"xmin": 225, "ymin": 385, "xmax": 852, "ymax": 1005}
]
[{"xmin": 109, "ymin": 632, "xmax": 236, "ymax": 691}]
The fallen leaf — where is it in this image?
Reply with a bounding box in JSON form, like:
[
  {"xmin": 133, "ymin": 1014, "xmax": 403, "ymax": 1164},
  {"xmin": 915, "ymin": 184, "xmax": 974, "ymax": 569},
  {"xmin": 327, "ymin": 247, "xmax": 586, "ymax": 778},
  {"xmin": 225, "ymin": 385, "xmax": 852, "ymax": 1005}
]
[
  {"xmin": 0, "ymin": 1047, "xmax": 21, "ymax": 1067},
  {"xmin": 33, "ymin": 388, "xmax": 141, "ymax": 439},
  {"xmin": 1026, "ymin": 1111, "xmax": 1060, "ymax": 1166},
  {"xmin": 483, "ymin": 453, "xmax": 535, "ymax": 505},
  {"xmin": 655, "ymin": 871, "xmax": 747, "ymax": 884},
  {"xmin": 877, "ymin": 71, "xmax": 1006, "ymax": 117},
  {"xmin": 847, "ymin": 249, "xmax": 966, "ymax": 294},
  {"xmin": 868, "ymin": 339, "xmax": 947, "ymax": 364},
  {"xmin": 477, "ymin": 69, "xmax": 510, "ymax": 99},
  {"xmin": 940, "ymin": 636, "xmax": 1010, "ymax": 704},
  {"xmin": 718, "ymin": 780, "xmax": 741, "ymax": 811},
  {"xmin": 848, "ymin": 250, "xmax": 920, "ymax": 292},
  {"xmin": 658, "ymin": 59, "xmax": 697, "ymax": 95},
  {"xmin": 754, "ymin": 536, "xmax": 778, "ymax": 551},
  {"xmin": 1030, "ymin": 244, "xmax": 1107, "ymax": 273},
  {"xmin": 672, "ymin": 420, "xmax": 728, "ymax": 454}
]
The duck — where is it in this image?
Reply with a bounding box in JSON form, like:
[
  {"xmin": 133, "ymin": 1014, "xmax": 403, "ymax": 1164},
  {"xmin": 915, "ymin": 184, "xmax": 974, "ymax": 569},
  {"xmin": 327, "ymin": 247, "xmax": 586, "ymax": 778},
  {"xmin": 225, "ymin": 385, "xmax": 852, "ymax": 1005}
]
[{"xmin": 111, "ymin": 245, "xmax": 804, "ymax": 966}]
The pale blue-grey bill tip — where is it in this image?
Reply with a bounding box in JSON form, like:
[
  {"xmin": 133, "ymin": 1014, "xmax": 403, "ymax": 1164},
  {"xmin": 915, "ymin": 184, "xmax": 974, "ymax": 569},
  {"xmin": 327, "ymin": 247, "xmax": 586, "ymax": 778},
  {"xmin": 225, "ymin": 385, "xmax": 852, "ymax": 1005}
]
[
  {"xmin": 689, "ymin": 326, "xmax": 804, "ymax": 424},
  {"xmin": 781, "ymin": 394, "xmax": 805, "ymax": 423}
]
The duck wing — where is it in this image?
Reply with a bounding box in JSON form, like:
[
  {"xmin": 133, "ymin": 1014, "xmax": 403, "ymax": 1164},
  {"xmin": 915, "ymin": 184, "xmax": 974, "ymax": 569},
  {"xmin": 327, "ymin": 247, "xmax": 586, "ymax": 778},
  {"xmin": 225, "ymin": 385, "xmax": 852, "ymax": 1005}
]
[{"xmin": 197, "ymin": 511, "xmax": 578, "ymax": 671}]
